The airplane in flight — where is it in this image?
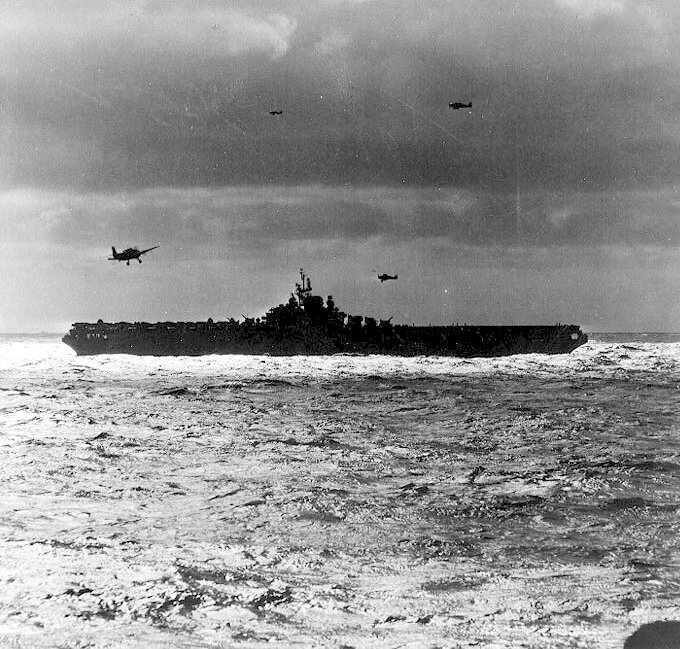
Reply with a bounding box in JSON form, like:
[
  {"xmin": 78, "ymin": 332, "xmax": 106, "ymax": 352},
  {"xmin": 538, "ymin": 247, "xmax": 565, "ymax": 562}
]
[
  {"xmin": 269, "ymin": 110, "xmax": 283, "ymax": 115},
  {"xmin": 449, "ymin": 102, "xmax": 472, "ymax": 110},
  {"xmin": 377, "ymin": 273, "xmax": 398, "ymax": 282},
  {"xmin": 108, "ymin": 245, "xmax": 159, "ymax": 265}
]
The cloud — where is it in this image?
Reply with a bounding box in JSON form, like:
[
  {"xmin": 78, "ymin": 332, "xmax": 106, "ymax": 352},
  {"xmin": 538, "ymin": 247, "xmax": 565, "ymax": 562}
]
[
  {"xmin": 1, "ymin": 1, "xmax": 679, "ymax": 193},
  {"xmin": 2, "ymin": 185, "xmax": 679, "ymax": 254},
  {"xmin": 0, "ymin": 3, "xmax": 298, "ymax": 63},
  {"xmin": 315, "ymin": 31, "xmax": 351, "ymax": 55},
  {"xmin": 552, "ymin": 0, "xmax": 626, "ymax": 18}
]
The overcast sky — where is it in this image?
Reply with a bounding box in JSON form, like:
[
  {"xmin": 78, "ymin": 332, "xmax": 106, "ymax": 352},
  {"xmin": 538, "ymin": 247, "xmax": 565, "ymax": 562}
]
[{"xmin": 1, "ymin": 0, "xmax": 679, "ymax": 332}]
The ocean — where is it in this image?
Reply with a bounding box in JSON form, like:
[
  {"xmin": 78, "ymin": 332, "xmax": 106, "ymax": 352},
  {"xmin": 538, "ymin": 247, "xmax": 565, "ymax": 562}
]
[{"xmin": 0, "ymin": 334, "xmax": 679, "ymax": 648}]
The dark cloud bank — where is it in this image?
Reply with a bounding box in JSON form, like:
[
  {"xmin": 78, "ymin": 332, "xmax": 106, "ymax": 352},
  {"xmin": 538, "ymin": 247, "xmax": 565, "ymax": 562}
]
[
  {"xmin": 3, "ymin": 185, "xmax": 679, "ymax": 250},
  {"xmin": 2, "ymin": 0, "xmax": 679, "ymax": 193}
]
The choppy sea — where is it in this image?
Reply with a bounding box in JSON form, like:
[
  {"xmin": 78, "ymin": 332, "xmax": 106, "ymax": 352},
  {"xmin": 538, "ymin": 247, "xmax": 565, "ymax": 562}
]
[{"xmin": 0, "ymin": 333, "xmax": 679, "ymax": 648}]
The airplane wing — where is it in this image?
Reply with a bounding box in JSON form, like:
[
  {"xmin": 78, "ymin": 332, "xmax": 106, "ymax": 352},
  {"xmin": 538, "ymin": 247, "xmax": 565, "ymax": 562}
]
[{"xmin": 139, "ymin": 246, "xmax": 160, "ymax": 255}]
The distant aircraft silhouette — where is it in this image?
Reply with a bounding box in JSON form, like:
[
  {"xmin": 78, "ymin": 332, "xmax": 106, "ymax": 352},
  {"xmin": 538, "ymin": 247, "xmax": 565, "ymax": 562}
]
[
  {"xmin": 268, "ymin": 110, "xmax": 283, "ymax": 115},
  {"xmin": 108, "ymin": 246, "xmax": 159, "ymax": 266},
  {"xmin": 377, "ymin": 273, "xmax": 398, "ymax": 282},
  {"xmin": 449, "ymin": 102, "xmax": 472, "ymax": 110}
]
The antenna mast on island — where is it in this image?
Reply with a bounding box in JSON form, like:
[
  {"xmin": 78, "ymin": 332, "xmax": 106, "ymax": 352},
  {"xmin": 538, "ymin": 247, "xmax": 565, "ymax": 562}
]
[{"xmin": 295, "ymin": 268, "xmax": 312, "ymax": 304}]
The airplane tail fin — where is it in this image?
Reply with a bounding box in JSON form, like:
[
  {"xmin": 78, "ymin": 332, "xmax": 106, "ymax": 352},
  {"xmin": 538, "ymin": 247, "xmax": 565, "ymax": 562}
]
[{"xmin": 111, "ymin": 246, "xmax": 117, "ymax": 257}]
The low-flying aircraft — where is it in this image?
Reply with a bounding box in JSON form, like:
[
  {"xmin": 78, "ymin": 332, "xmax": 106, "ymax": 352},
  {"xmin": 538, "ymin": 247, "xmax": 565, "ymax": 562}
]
[
  {"xmin": 449, "ymin": 102, "xmax": 472, "ymax": 110},
  {"xmin": 377, "ymin": 273, "xmax": 398, "ymax": 282},
  {"xmin": 108, "ymin": 245, "xmax": 159, "ymax": 265},
  {"xmin": 269, "ymin": 110, "xmax": 283, "ymax": 115}
]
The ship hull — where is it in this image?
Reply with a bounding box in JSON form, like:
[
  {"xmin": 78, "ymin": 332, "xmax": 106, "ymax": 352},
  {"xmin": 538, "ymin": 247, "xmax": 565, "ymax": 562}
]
[{"xmin": 62, "ymin": 322, "xmax": 587, "ymax": 357}]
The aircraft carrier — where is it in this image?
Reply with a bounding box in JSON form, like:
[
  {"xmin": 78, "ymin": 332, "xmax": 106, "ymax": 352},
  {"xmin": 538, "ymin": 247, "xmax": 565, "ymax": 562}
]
[{"xmin": 62, "ymin": 270, "xmax": 588, "ymax": 357}]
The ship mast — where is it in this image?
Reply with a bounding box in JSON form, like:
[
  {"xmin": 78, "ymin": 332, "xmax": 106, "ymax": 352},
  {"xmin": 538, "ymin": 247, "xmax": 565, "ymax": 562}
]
[{"xmin": 295, "ymin": 268, "xmax": 312, "ymax": 304}]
